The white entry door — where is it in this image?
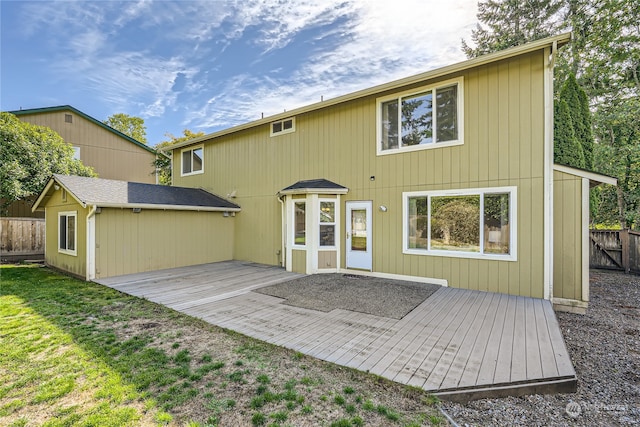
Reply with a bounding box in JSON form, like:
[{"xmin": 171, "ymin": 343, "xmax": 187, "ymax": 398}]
[{"xmin": 346, "ymin": 201, "xmax": 372, "ymax": 270}]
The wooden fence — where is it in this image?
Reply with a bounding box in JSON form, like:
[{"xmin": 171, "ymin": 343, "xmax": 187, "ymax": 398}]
[
  {"xmin": 0, "ymin": 217, "xmax": 45, "ymax": 261},
  {"xmin": 590, "ymin": 229, "xmax": 640, "ymax": 274}
]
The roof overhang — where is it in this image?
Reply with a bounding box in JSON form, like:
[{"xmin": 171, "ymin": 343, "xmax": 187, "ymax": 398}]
[
  {"xmin": 278, "ymin": 187, "xmax": 350, "ymax": 196},
  {"xmin": 554, "ymin": 164, "xmax": 618, "ymax": 188},
  {"xmin": 168, "ymin": 33, "xmax": 572, "ymax": 152},
  {"xmin": 32, "ymin": 177, "xmax": 86, "ymax": 212}
]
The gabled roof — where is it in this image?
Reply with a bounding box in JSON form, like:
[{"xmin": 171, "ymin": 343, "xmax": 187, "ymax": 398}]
[
  {"xmin": 32, "ymin": 175, "xmax": 240, "ymax": 212},
  {"xmin": 168, "ymin": 33, "xmax": 572, "ymax": 152},
  {"xmin": 553, "ymin": 164, "xmax": 618, "ymax": 188},
  {"xmin": 9, "ymin": 105, "xmax": 157, "ymax": 155},
  {"xmin": 279, "ymin": 179, "xmax": 349, "ymax": 195}
]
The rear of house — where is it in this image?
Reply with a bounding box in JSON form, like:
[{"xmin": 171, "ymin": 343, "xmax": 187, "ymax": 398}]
[{"xmin": 170, "ymin": 34, "xmax": 573, "ymax": 301}]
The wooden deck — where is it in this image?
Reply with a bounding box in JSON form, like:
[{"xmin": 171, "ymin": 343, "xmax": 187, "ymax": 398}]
[{"xmin": 96, "ymin": 261, "xmax": 577, "ymax": 401}]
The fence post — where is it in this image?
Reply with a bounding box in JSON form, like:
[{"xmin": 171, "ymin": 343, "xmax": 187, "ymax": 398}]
[{"xmin": 621, "ymin": 229, "xmax": 630, "ymax": 274}]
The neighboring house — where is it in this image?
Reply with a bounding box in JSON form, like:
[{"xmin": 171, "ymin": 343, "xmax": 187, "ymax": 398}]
[
  {"xmin": 6, "ymin": 105, "xmax": 159, "ymax": 217},
  {"xmin": 33, "ymin": 34, "xmax": 616, "ymax": 313},
  {"xmin": 32, "ymin": 174, "xmax": 239, "ymax": 280}
]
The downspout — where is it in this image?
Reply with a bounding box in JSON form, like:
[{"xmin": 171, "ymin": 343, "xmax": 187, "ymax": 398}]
[
  {"xmin": 543, "ymin": 43, "xmax": 556, "ymax": 300},
  {"xmin": 86, "ymin": 205, "xmax": 97, "ymax": 281},
  {"xmin": 278, "ymin": 195, "xmax": 286, "ymax": 268}
]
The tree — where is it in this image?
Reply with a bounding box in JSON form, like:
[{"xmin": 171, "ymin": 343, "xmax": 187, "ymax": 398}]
[
  {"xmin": 553, "ymin": 98, "xmax": 585, "ymax": 168},
  {"xmin": 461, "ymin": 0, "xmax": 563, "ymax": 58},
  {"xmin": 153, "ymin": 129, "xmax": 205, "ymax": 185},
  {"xmin": 104, "ymin": 113, "xmax": 147, "ymax": 143},
  {"xmin": 0, "ymin": 112, "xmax": 96, "ymax": 214},
  {"xmin": 558, "ymin": 73, "xmax": 593, "ymax": 168}
]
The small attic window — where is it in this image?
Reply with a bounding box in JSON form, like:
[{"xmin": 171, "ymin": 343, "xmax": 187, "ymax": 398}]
[
  {"xmin": 270, "ymin": 117, "xmax": 295, "ymax": 137},
  {"xmin": 65, "ymin": 114, "xmax": 73, "ymax": 123}
]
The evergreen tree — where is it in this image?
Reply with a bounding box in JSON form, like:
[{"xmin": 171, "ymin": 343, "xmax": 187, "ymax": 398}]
[
  {"xmin": 559, "ymin": 74, "xmax": 594, "ymax": 169},
  {"xmin": 462, "ymin": 0, "xmax": 563, "ymax": 58},
  {"xmin": 554, "ymin": 99, "xmax": 585, "ymax": 168}
]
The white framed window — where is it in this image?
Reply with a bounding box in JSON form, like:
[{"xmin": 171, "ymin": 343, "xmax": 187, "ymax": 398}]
[
  {"xmin": 293, "ymin": 201, "xmax": 306, "ymax": 247},
  {"xmin": 181, "ymin": 145, "xmax": 204, "ymax": 176},
  {"xmin": 319, "ymin": 200, "xmax": 336, "ymax": 247},
  {"xmin": 377, "ymin": 77, "xmax": 463, "ymax": 155},
  {"xmin": 58, "ymin": 211, "xmax": 77, "ymax": 256},
  {"xmin": 403, "ymin": 186, "xmax": 516, "ymax": 261},
  {"xmin": 72, "ymin": 146, "xmax": 81, "ymax": 160},
  {"xmin": 270, "ymin": 117, "xmax": 295, "ymax": 137}
]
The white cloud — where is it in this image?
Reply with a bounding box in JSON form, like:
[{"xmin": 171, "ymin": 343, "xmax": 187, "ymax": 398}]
[{"xmin": 187, "ymin": 0, "xmax": 478, "ymax": 130}]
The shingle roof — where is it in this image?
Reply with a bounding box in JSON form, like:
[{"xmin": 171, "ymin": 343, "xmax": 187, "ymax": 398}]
[
  {"xmin": 38, "ymin": 175, "xmax": 240, "ymax": 211},
  {"xmin": 279, "ymin": 179, "xmax": 348, "ymax": 195}
]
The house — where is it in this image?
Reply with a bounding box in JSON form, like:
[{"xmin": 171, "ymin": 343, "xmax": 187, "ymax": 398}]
[
  {"xmin": 32, "ymin": 174, "xmax": 239, "ymax": 280},
  {"xmin": 6, "ymin": 105, "xmax": 159, "ymax": 217},
  {"xmin": 33, "ymin": 34, "xmax": 615, "ymax": 313}
]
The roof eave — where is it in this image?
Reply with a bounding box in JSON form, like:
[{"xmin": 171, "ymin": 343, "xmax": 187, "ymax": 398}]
[
  {"xmin": 277, "ymin": 188, "xmax": 349, "ymax": 196},
  {"xmin": 168, "ymin": 33, "xmax": 572, "ymax": 151},
  {"xmin": 92, "ymin": 202, "xmax": 241, "ymax": 212},
  {"xmin": 553, "ymin": 164, "xmax": 618, "ymax": 186}
]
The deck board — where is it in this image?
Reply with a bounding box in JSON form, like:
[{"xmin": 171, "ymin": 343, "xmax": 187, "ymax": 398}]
[{"xmin": 96, "ymin": 261, "xmax": 577, "ymax": 400}]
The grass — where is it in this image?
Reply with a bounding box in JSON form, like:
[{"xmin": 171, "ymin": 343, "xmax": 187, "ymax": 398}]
[{"xmin": 0, "ymin": 264, "xmax": 443, "ymax": 426}]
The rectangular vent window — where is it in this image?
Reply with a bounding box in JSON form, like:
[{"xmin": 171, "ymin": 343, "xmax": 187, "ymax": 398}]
[
  {"xmin": 270, "ymin": 117, "xmax": 295, "ymax": 137},
  {"xmin": 65, "ymin": 114, "xmax": 73, "ymax": 123}
]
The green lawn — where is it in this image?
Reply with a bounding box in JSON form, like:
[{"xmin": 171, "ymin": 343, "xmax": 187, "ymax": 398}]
[{"xmin": 0, "ymin": 265, "xmax": 444, "ymax": 427}]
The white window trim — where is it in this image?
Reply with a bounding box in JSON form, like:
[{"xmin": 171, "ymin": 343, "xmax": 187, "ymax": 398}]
[
  {"xmin": 72, "ymin": 146, "xmax": 81, "ymax": 160},
  {"xmin": 402, "ymin": 186, "xmax": 517, "ymax": 261},
  {"xmin": 180, "ymin": 145, "xmax": 204, "ymax": 177},
  {"xmin": 270, "ymin": 117, "xmax": 296, "ymax": 137},
  {"xmin": 58, "ymin": 211, "xmax": 78, "ymax": 256},
  {"xmin": 318, "ymin": 199, "xmax": 337, "ymax": 249},
  {"xmin": 376, "ymin": 76, "xmax": 464, "ymax": 156},
  {"xmin": 292, "ymin": 200, "xmax": 306, "ymax": 249}
]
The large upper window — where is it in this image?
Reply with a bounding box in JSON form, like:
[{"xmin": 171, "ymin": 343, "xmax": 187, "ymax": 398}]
[
  {"xmin": 378, "ymin": 77, "xmax": 463, "ymax": 155},
  {"xmin": 181, "ymin": 146, "xmax": 203, "ymax": 176},
  {"xmin": 58, "ymin": 211, "xmax": 77, "ymax": 256},
  {"xmin": 403, "ymin": 187, "xmax": 516, "ymax": 260}
]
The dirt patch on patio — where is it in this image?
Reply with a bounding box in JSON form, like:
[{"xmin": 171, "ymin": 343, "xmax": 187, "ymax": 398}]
[{"xmin": 255, "ymin": 273, "xmax": 441, "ymax": 319}]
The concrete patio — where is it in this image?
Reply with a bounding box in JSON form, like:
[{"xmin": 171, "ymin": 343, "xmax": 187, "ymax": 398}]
[{"xmin": 96, "ymin": 261, "xmax": 577, "ymax": 401}]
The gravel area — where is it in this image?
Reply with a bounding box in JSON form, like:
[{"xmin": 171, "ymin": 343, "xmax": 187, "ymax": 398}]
[
  {"xmin": 441, "ymin": 270, "xmax": 640, "ymax": 426},
  {"xmin": 256, "ymin": 273, "xmax": 440, "ymax": 319}
]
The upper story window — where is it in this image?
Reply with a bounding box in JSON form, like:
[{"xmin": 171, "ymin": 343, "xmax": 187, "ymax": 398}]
[
  {"xmin": 72, "ymin": 146, "xmax": 81, "ymax": 160},
  {"xmin": 181, "ymin": 145, "xmax": 203, "ymax": 176},
  {"xmin": 403, "ymin": 186, "xmax": 516, "ymax": 261},
  {"xmin": 58, "ymin": 211, "xmax": 77, "ymax": 256},
  {"xmin": 377, "ymin": 77, "xmax": 463, "ymax": 155},
  {"xmin": 270, "ymin": 117, "xmax": 295, "ymax": 137}
]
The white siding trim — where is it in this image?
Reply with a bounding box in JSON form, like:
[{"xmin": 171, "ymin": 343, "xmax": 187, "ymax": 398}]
[
  {"xmin": 543, "ymin": 46, "xmax": 554, "ymax": 300},
  {"xmin": 581, "ymin": 178, "xmax": 590, "ymax": 302}
]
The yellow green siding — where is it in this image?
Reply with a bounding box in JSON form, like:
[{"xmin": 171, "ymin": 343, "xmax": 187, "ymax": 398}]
[
  {"xmin": 174, "ymin": 51, "xmax": 547, "ymax": 298},
  {"xmin": 17, "ymin": 110, "xmax": 156, "ymax": 183},
  {"xmin": 44, "ymin": 189, "xmax": 89, "ymax": 278},
  {"xmin": 94, "ymin": 209, "xmax": 234, "ymax": 279},
  {"xmin": 291, "ymin": 250, "xmax": 306, "ymax": 274},
  {"xmin": 553, "ymin": 171, "xmax": 583, "ymax": 300}
]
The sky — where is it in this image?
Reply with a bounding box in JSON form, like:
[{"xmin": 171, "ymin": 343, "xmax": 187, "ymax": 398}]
[{"xmin": 1, "ymin": 0, "xmax": 479, "ymax": 146}]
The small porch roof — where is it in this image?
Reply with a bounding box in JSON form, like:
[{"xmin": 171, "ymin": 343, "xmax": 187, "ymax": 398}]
[
  {"xmin": 32, "ymin": 174, "xmax": 241, "ymax": 213},
  {"xmin": 553, "ymin": 164, "xmax": 618, "ymax": 188},
  {"xmin": 278, "ymin": 179, "xmax": 349, "ymax": 196}
]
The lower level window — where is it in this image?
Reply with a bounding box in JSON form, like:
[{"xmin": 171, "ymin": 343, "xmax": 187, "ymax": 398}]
[
  {"xmin": 294, "ymin": 202, "xmax": 306, "ymax": 246},
  {"xmin": 404, "ymin": 187, "xmax": 516, "ymax": 260},
  {"xmin": 59, "ymin": 211, "xmax": 77, "ymax": 255}
]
